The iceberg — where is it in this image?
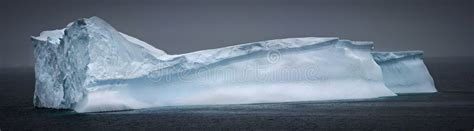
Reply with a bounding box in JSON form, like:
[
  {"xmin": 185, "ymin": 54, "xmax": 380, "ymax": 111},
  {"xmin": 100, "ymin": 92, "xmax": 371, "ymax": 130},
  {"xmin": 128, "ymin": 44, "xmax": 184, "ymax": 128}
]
[{"xmin": 31, "ymin": 16, "xmax": 435, "ymax": 113}]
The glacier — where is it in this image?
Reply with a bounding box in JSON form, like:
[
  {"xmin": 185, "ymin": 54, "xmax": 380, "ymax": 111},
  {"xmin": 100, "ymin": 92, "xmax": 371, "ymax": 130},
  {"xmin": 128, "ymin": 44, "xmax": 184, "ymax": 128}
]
[{"xmin": 31, "ymin": 16, "xmax": 436, "ymax": 113}]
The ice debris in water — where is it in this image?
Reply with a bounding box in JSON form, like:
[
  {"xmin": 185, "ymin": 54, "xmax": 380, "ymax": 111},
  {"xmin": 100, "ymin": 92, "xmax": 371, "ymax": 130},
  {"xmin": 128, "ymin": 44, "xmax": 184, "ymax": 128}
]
[{"xmin": 31, "ymin": 16, "xmax": 436, "ymax": 113}]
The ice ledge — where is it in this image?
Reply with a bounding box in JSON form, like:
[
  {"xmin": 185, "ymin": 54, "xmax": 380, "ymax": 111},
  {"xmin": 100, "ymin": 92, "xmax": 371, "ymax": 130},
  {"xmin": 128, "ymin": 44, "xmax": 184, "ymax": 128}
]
[
  {"xmin": 372, "ymin": 51, "xmax": 424, "ymax": 63},
  {"xmin": 31, "ymin": 29, "xmax": 65, "ymax": 44}
]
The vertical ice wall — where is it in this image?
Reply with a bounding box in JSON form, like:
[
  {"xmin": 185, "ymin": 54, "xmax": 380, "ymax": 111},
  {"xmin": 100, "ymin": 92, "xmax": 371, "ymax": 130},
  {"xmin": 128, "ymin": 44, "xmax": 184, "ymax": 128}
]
[
  {"xmin": 31, "ymin": 17, "xmax": 167, "ymax": 109},
  {"xmin": 372, "ymin": 51, "xmax": 437, "ymax": 93}
]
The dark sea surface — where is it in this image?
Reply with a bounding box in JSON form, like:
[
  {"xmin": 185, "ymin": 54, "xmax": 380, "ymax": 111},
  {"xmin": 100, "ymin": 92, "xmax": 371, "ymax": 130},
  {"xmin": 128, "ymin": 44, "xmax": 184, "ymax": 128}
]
[{"xmin": 1, "ymin": 57, "xmax": 473, "ymax": 130}]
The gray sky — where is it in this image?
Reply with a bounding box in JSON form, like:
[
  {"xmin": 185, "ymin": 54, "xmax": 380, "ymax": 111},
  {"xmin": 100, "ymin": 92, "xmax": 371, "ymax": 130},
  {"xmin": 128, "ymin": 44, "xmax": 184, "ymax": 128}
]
[{"xmin": 0, "ymin": 0, "xmax": 473, "ymax": 68}]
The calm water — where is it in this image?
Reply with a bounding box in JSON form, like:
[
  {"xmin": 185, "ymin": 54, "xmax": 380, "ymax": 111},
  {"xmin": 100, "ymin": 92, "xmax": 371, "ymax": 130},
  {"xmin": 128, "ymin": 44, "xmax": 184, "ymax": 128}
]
[{"xmin": 1, "ymin": 57, "xmax": 473, "ymax": 130}]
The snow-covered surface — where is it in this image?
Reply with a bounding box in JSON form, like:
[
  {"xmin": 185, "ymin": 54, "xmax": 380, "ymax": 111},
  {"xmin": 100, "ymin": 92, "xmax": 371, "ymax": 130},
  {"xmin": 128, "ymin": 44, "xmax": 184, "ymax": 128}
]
[
  {"xmin": 372, "ymin": 51, "xmax": 437, "ymax": 93},
  {"xmin": 31, "ymin": 16, "xmax": 435, "ymax": 113},
  {"xmin": 32, "ymin": 29, "xmax": 65, "ymax": 44},
  {"xmin": 119, "ymin": 32, "xmax": 167, "ymax": 57}
]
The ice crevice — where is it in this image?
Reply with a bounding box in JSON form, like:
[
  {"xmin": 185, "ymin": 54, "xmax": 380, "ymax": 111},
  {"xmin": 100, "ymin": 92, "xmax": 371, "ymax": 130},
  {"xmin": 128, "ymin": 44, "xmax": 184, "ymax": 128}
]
[{"xmin": 31, "ymin": 16, "xmax": 436, "ymax": 113}]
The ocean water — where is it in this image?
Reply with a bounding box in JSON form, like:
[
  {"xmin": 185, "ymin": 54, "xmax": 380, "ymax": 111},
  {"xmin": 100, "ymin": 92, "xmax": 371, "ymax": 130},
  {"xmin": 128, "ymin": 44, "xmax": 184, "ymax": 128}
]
[{"xmin": 0, "ymin": 57, "xmax": 473, "ymax": 130}]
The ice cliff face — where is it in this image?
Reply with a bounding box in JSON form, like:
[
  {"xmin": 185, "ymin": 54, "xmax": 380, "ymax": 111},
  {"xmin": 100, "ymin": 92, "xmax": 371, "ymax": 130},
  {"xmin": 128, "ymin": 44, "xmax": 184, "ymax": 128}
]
[
  {"xmin": 372, "ymin": 51, "xmax": 437, "ymax": 93},
  {"xmin": 31, "ymin": 16, "xmax": 435, "ymax": 112},
  {"xmin": 32, "ymin": 17, "xmax": 167, "ymax": 109}
]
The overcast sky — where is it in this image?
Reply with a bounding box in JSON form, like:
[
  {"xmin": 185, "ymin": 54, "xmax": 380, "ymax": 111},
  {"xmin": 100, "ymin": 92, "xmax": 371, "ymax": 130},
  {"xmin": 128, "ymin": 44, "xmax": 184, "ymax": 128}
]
[{"xmin": 0, "ymin": 0, "xmax": 472, "ymax": 68}]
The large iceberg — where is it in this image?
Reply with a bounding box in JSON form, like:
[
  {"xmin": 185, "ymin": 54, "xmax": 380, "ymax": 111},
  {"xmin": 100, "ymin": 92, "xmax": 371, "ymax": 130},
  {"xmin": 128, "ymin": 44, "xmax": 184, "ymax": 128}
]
[{"xmin": 31, "ymin": 16, "xmax": 435, "ymax": 113}]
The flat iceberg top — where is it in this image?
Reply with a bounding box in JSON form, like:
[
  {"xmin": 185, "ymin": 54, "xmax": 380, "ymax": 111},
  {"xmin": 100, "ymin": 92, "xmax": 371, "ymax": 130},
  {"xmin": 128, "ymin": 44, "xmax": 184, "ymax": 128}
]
[
  {"xmin": 372, "ymin": 51, "xmax": 424, "ymax": 62},
  {"xmin": 178, "ymin": 37, "xmax": 375, "ymax": 63},
  {"xmin": 165, "ymin": 37, "xmax": 339, "ymax": 69}
]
